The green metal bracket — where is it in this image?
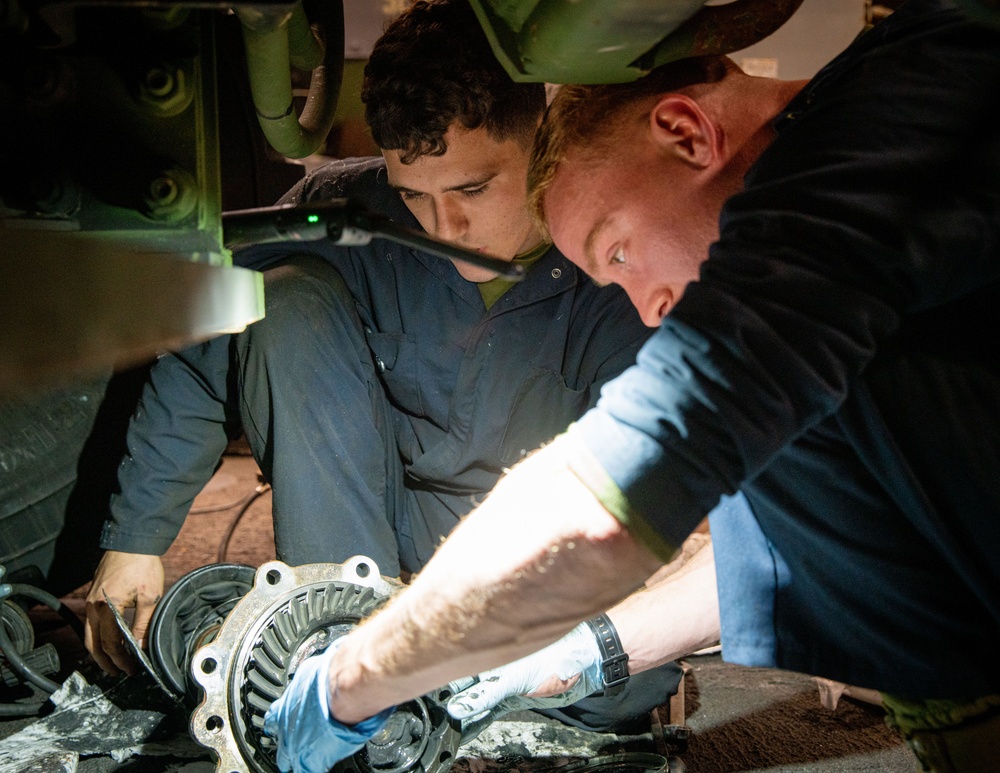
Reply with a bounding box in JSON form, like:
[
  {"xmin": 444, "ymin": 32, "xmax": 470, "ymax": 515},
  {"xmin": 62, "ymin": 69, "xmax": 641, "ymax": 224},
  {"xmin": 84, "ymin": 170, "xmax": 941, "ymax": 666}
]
[{"xmin": 469, "ymin": 0, "xmax": 805, "ymax": 84}]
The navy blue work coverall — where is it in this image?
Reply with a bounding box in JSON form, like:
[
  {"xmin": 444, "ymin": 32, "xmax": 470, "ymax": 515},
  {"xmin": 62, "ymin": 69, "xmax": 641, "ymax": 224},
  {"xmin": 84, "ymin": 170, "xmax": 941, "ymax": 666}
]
[
  {"xmin": 100, "ymin": 157, "xmax": 681, "ymax": 731},
  {"xmin": 569, "ymin": 0, "xmax": 1000, "ymax": 699}
]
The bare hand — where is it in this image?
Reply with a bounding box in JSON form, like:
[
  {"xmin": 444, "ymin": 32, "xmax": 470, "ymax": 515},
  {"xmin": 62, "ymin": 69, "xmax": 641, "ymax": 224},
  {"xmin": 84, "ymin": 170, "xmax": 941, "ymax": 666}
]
[{"xmin": 84, "ymin": 551, "xmax": 164, "ymax": 676}]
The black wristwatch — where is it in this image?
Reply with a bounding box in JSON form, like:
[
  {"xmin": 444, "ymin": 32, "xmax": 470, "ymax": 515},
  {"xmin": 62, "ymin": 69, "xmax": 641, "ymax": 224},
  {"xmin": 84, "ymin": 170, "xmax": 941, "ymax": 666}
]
[{"xmin": 586, "ymin": 613, "xmax": 630, "ymax": 696}]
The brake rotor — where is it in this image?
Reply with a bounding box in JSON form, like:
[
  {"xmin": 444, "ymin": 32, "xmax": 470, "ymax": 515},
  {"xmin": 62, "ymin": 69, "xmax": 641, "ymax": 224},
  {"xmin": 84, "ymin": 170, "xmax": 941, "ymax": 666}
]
[{"xmin": 190, "ymin": 557, "xmax": 461, "ymax": 773}]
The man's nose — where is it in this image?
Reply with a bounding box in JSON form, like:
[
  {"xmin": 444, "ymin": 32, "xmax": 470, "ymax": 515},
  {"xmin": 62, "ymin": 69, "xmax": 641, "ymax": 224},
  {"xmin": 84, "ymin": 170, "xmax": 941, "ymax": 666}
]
[
  {"xmin": 626, "ymin": 286, "xmax": 668, "ymax": 328},
  {"xmin": 433, "ymin": 199, "xmax": 468, "ymax": 242}
]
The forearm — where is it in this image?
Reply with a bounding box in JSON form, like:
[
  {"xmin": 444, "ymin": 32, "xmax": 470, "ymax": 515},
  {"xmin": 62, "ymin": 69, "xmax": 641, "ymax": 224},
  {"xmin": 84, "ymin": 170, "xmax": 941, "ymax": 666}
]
[
  {"xmin": 607, "ymin": 534, "xmax": 719, "ymax": 674},
  {"xmin": 327, "ymin": 439, "xmax": 663, "ymax": 724},
  {"xmin": 103, "ymin": 340, "xmax": 237, "ymax": 553}
]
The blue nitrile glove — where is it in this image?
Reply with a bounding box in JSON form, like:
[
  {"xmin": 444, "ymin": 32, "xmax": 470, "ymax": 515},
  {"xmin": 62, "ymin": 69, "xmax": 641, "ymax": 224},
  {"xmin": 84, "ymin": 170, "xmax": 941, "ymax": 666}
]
[
  {"xmin": 446, "ymin": 622, "xmax": 604, "ymax": 722},
  {"xmin": 263, "ymin": 640, "xmax": 394, "ymax": 773}
]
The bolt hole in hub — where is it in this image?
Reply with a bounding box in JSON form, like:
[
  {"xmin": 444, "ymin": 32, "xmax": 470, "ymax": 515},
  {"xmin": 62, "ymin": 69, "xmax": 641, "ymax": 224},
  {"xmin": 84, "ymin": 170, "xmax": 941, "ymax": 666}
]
[{"xmin": 188, "ymin": 559, "xmax": 461, "ymax": 773}]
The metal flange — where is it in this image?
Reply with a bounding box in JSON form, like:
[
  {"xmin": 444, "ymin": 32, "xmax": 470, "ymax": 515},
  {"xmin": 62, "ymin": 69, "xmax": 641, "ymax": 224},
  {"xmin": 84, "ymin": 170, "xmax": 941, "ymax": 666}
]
[
  {"xmin": 189, "ymin": 557, "xmax": 466, "ymax": 773},
  {"xmin": 190, "ymin": 557, "xmax": 397, "ymax": 772}
]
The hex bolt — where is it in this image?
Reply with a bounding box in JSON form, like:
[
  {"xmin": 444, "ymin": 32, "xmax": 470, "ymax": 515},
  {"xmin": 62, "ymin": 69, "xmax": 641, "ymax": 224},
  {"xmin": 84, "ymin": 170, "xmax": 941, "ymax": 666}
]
[
  {"xmin": 138, "ymin": 63, "xmax": 193, "ymax": 117},
  {"xmin": 143, "ymin": 168, "xmax": 198, "ymax": 222}
]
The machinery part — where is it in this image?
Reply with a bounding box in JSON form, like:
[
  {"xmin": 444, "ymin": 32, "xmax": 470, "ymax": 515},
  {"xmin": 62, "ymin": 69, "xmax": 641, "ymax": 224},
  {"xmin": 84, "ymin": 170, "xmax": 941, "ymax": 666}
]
[
  {"xmin": 1, "ymin": 643, "xmax": 59, "ymax": 688},
  {"xmin": 2, "ymin": 231, "xmax": 264, "ymax": 398},
  {"xmin": 468, "ymin": 0, "xmax": 804, "ymax": 84},
  {"xmin": 148, "ymin": 562, "xmax": 257, "ymax": 705},
  {"xmin": 104, "ymin": 587, "xmax": 185, "ymax": 704},
  {"xmin": 236, "ymin": 0, "xmax": 345, "ymax": 159},
  {"xmin": 0, "ymin": 593, "xmax": 62, "ymax": 690},
  {"xmin": 0, "ymin": 606, "xmax": 59, "ymax": 694},
  {"xmin": 1, "ymin": 4, "xmax": 265, "ymax": 398},
  {"xmin": 553, "ymin": 753, "xmax": 672, "ymax": 773},
  {"xmin": 4, "ymin": 581, "xmax": 85, "ymax": 642},
  {"xmin": 190, "ymin": 558, "xmax": 461, "ymax": 773},
  {"xmin": 359, "ymin": 693, "xmax": 461, "ymax": 773},
  {"xmin": 1, "ymin": 598, "xmax": 34, "ymax": 654},
  {"xmin": 0, "ymin": 566, "xmax": 77, "ymax": 696}
]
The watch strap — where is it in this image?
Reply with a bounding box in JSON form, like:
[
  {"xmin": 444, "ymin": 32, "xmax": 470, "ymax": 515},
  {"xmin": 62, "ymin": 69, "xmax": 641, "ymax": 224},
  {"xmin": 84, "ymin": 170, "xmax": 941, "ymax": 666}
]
[{"xmin": 586, "ymin": 613, "xmax": 630, "ymax": 696}]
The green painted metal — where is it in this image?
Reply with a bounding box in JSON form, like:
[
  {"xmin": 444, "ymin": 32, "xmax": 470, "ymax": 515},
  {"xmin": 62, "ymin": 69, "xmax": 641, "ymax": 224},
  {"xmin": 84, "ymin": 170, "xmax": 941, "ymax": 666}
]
[
  {"xmin": 237, "ymin": 0, "xmax": 343, "ymax": 159},
  {"xmin": 469, "ymin": 0, "xmax": 804, "ymax": 84}
]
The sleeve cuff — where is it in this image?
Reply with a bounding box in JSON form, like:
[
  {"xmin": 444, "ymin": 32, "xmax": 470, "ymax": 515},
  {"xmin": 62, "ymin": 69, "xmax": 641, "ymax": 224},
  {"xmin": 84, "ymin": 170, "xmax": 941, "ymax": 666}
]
[
  {"xmin": 560, "ymin": 428, "xmax": 678, "ymax": 563},
  {"xmin": 99, "ymin": 522, "xmax": 173, "ymax": 556}
]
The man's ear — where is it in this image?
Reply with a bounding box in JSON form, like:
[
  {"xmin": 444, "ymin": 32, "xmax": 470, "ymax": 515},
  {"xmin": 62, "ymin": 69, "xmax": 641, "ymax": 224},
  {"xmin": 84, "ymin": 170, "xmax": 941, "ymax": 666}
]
[{"xmin": 648, "ymin": 95, "xmax": 719, "ymax": 170}]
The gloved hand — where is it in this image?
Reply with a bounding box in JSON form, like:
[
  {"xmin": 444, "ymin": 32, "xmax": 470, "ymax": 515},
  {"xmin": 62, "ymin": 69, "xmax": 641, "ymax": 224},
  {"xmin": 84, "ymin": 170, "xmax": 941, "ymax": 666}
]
[
  {"xmin": 446, "ymin": 621, "xmax": 604, "ymax": 723},
  {"xmin": 263, "ymin": 640, "xmax": 394, "ymax": 773}
]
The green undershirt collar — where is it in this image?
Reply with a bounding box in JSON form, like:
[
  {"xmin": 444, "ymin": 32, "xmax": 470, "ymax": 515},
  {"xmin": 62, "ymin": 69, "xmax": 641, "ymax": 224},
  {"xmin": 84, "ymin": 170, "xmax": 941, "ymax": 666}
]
[{"xmin": 478, "ymin": 241, "xmax": 550, "ymax": 310}]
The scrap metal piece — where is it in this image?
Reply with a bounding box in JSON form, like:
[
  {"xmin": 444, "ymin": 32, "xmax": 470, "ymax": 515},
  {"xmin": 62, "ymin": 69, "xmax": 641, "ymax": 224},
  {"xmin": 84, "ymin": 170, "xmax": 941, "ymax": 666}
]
[
  {"xmin": 0, "ymin": 672, "xmax": 173, "ymax": 770},
  {"xmin": 103, "ymin": 589, "xmax": 183, "ymax": 705}
]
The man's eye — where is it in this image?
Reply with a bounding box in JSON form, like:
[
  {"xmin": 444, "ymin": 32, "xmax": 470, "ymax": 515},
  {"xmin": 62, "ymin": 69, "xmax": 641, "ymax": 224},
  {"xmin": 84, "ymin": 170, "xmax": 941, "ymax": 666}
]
[
  {"xmin": 399, "ymin": 191, "xmax": 423, "ymax": 201},
  {"xmin": 610, "ymin": 247, "xmax": 626, "ymax": 265},
  {"xmin": 462, "ymin": 186, "xmax": 488, "ymax": 198}
]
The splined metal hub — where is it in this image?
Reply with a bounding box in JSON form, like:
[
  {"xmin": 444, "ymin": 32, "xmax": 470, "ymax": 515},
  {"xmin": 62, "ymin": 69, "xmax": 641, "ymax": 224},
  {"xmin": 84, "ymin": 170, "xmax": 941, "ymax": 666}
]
[{"xmin": 190, "ymin": 557, "xmax": 461, "ymax": 773}]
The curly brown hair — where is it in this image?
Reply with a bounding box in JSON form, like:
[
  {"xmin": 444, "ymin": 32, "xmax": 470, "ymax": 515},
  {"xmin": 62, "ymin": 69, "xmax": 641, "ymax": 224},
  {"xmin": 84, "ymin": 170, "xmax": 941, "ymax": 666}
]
[{"xmin": 362, "ymin": 0, "xmax": 546, "ymax": 164}]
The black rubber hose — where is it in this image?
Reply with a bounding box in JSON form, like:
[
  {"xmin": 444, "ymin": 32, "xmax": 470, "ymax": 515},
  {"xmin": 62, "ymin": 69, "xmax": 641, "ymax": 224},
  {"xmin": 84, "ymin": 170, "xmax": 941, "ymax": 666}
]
[
  {"xmin": 7, "ymin": 583, "xmax": 85, "ymax": 643},
  {"xmin": 0, "ymin": 623, "xmax": 60, "ymax": 694},
  {"xmin": 0, "ymin": 700, "xmax": 47, "ymax": 716}
]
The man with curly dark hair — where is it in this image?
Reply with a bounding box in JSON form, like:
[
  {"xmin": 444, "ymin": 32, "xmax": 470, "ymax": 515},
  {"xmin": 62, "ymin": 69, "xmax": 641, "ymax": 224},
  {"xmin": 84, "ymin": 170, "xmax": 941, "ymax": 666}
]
[{"xmin": 84, "ymin": 0, "xmax": 686, "ymax": 738}]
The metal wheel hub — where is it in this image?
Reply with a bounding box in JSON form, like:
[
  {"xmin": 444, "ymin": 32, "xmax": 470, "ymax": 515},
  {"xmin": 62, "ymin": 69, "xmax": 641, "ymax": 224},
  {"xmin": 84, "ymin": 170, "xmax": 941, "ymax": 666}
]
[{"xmin": 190, "ymin": 557, "xmax": 461, "ymax": 773}]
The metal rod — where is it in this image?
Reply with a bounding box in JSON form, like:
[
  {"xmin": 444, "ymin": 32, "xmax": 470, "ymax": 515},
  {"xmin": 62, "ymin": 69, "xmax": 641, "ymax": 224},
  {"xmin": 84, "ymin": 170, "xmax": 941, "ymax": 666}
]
[{"xmin": 367, "ymin": 217, "xmax": 525, "ymax": 280}]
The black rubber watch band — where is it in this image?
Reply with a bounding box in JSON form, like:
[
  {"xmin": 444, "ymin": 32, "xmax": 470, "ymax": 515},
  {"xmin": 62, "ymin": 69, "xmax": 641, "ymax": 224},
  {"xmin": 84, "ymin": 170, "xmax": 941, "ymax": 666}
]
[{"xmin": 586, "ymin": 613, "xmax": 630, "ymax": 696}]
